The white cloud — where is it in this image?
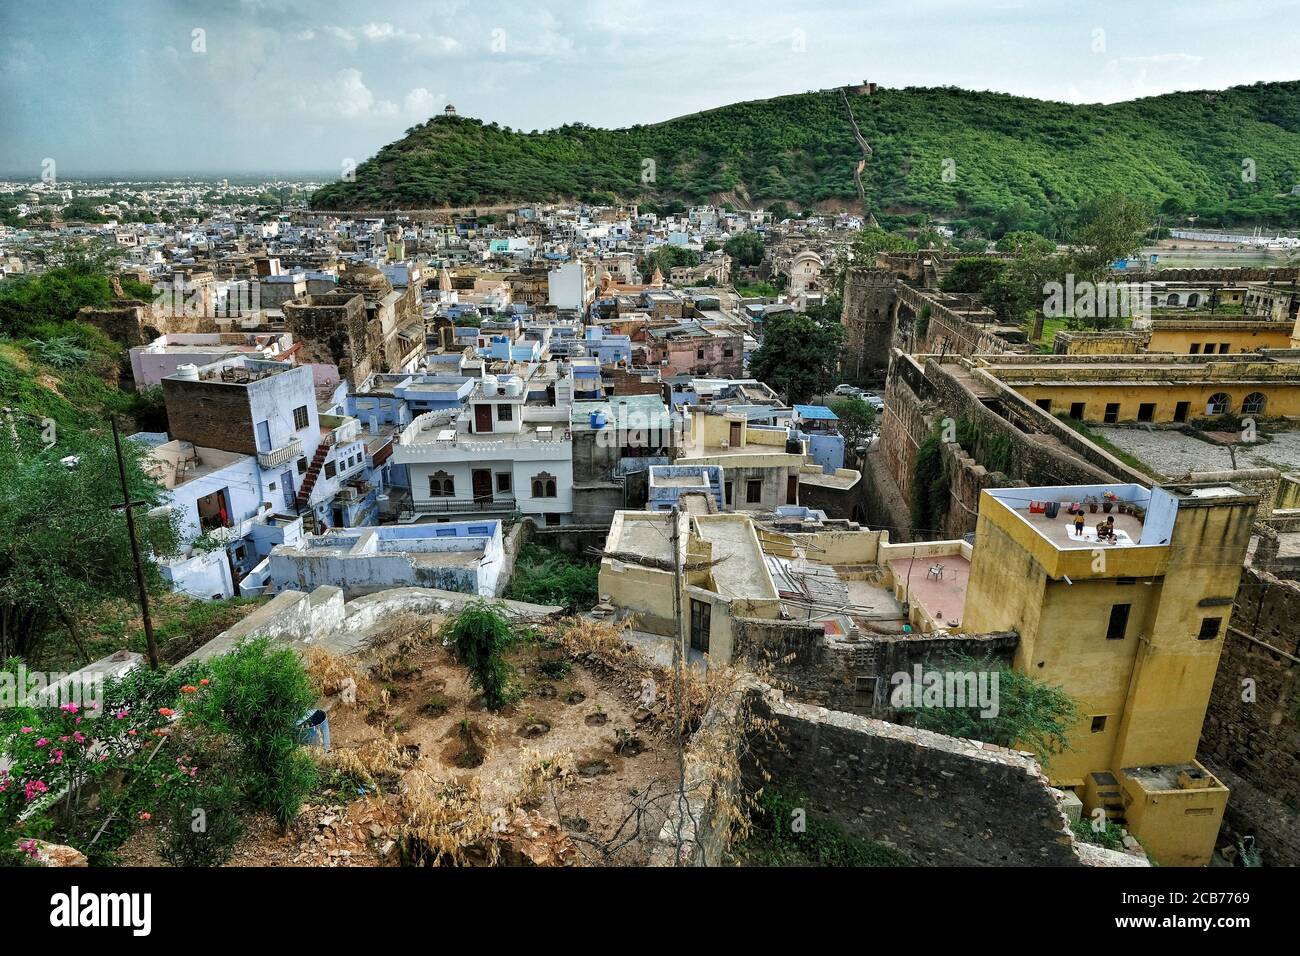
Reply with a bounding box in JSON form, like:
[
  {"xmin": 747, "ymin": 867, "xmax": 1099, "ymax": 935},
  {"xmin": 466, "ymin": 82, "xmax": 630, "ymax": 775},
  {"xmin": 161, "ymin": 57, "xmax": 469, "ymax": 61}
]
[
  {"xmin": 403, "ymin": 87, "xmax": 439, "ymax": 115},
  {"xmin": 362, "ymin": 22, "xmax": 422, "ymax": 43},
  {"xmin": 293, "ymin": 68, "xmax": 398, "ymax": 119},
  {"xmin": 322, "ymin": 25, "xmax": 357, "ymax": 50}
]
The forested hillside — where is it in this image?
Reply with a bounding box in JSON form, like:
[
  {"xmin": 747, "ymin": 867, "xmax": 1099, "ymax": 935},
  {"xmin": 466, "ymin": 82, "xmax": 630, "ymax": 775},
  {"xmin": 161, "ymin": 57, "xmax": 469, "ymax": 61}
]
[{"xmin": 310, "ymin": 81, "xmax": 1300, "ymax": 230}]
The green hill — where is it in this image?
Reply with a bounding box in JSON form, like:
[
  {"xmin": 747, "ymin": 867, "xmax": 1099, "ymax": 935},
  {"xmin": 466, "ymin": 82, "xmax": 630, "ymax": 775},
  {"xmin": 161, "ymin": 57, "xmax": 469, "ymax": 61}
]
[{"xmin": 309, "ymin": 81, "xmax": 1300, "ymax": 231}]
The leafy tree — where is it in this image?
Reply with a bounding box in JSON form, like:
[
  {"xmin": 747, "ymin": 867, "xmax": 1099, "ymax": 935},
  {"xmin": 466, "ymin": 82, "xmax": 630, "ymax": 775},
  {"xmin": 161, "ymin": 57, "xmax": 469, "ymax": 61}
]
[
  {"xmin": 723, "ymin": 231, "xmax": 765, "ymax": 268},
  {"xmin": 0, "ymin": 429, "xmax": 179, "ymax": 662},
  {"xmin": 750, "ymin": 311, "xmax": 844, "ymax": 405},
  {"xmin": 1065, "ymin": 194, "xmax": 1153, "ymax": 281},
  {"xmin": 903, "ymin": 654, "xmax": 1079, "ymax": 767},
  {"xmin": 940, "ymin": 257, "xmax": 1007, "ymax": 294},
  {"xmin": 995, "ymin": 231, "xmax": 1055, "ymax": 256},
  {"xmin": 827, "ymin": 396, "xmax": 876, "ymax": 452}
]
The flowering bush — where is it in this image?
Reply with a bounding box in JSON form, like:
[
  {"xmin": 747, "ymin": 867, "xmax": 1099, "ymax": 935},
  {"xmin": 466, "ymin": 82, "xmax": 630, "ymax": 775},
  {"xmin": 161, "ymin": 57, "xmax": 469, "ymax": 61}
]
[{"xmin": 0, "ymin": 659, "xmax": 207, "ymax": 864}]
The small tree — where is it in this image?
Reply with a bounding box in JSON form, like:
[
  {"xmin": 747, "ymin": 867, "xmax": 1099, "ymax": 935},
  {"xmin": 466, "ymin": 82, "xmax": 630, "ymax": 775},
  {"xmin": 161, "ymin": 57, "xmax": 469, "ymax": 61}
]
[
  {"xmin": 903, "ymin": 655, "xmax": 1079, "ymax": 767},
  {"xmin": 186, "ymin": 637, "xmax": 318, "ymax": 830},
  {"xmin": 749, "ymin": 311, "xmax": 844, "ymax": 405},
  {"xmin": 447, "ymin": 601, "xmax": 518, "ymax": 711},
  {"xmin": 827, "ymin": 396, "xmax": 876, "ymax": 453}
]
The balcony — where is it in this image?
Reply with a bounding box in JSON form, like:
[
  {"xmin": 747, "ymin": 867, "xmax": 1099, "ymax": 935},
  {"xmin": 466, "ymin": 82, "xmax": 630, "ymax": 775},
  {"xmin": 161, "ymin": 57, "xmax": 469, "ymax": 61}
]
[
  {"xmin": 408, "ymin": 497, "xmax": 519, "ymax": 515},
  {"xmin": 256, "ymin": 437, "xmax": 302, "ymax": 470}
]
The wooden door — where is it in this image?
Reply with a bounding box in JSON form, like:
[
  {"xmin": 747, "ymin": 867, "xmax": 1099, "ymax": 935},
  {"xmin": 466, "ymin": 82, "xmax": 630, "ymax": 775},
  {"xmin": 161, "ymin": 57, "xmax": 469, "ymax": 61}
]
[
  {"xmin": 472, "ymin": 469, "xmax": 493, "ymax": 503},
  {"xmin": 474, "ymin": 404, "xmax": 493, "ymax": 432}
]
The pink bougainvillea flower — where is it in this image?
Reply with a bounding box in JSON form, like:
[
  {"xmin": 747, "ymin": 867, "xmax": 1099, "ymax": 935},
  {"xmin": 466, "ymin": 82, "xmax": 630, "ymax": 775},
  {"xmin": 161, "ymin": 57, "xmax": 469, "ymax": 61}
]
[
  {"xmin": 138, "ymin": 811, "xmax": 151, "ymax": 821},
  {"xmin": 73, "ymin": 731, "xmax": 86, "ymax": 745},
  {"xmin": 19, "ymin": 727, "xmax": 33, "ymax": 734},
  {"xmin": 114, "ymin": 708, "xmax": 129, "ymax": 720},
  {"xmin": 60, "ymin": 702, "xmax": 79, "ymax": 714},
  {"xmin": 35, "ymin": 738, "xmax": 48, "ymax": 748},
  {"xmin": 24, "ymin": 780, "xmax": 48, "ymax": 801},
  {"xmin": 127, "ymin": 729, "xmax": 138, "ymax": 737}
]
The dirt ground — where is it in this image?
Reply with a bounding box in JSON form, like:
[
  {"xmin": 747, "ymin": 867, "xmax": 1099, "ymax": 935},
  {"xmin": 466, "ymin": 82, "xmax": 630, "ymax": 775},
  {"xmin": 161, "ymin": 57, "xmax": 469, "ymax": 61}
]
[{"xmin": 118, "ymin": 617, "xmax": 682, "ymax": 867}]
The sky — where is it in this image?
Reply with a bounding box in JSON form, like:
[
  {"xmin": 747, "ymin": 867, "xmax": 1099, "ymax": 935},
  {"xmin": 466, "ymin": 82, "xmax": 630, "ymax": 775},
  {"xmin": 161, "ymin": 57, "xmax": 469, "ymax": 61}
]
[{"xmin": 2, "ymin": 0, "xmax": 1298, "ymax": 176}]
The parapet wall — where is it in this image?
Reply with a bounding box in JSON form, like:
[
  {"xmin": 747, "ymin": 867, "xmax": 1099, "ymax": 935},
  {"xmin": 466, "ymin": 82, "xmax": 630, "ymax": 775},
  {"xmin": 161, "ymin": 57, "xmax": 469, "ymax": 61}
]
[
  {"xmin": 743, "ymin": 689, "xmax": 1088, "ymax": 866},
  {"xmin": 1199, "ymin": 563, "xmax": 1300, "ymax": 867}
]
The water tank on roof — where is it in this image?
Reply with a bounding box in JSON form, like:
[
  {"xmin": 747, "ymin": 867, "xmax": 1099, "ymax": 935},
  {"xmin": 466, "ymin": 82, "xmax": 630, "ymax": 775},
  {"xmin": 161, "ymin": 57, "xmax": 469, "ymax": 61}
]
[
  {"xmin": 590, "ymin": 411, "xmax": 607, "ymax": 429},
  {"xmin": 505, "ymin": 377, "xmax": 524, "ymax": 397},
  {"xmin": 481, "ymin": 374, "xmax": 498, "ymax": 394},
  {"xmin": 174, "ymin": 363, "xmax": 200, "ymax": 381}
]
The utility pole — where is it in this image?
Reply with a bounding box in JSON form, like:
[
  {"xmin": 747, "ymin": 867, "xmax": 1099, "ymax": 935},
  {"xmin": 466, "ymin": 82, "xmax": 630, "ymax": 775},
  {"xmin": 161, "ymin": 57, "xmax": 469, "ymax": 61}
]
[{"xmin": 110, "ymin": 418, "xmax": 160, "ymax": 670}]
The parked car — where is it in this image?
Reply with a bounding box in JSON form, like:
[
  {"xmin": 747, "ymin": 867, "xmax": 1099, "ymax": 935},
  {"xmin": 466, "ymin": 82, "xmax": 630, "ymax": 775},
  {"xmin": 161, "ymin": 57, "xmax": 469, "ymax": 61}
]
[{"xmin": 833, "ymin": 383, "xmax": 860, "ymax": 395}]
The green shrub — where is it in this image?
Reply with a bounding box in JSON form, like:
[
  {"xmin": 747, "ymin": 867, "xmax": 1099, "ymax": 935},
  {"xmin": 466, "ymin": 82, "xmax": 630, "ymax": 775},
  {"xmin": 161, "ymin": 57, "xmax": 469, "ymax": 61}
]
[
  {"xmin": 446, "ymin": 601, "xmax": 518, "ymax": 711},
  {"xmin": 503, "ymin": 542, "xmax": 598, "ymax": 610},
  {"xmin": 186, "ymin": 637, "xmax": 318, "ymax": 830},
  {"xmin": 741, "ymin": 784, "xmax": 910, "ymax": 867}
]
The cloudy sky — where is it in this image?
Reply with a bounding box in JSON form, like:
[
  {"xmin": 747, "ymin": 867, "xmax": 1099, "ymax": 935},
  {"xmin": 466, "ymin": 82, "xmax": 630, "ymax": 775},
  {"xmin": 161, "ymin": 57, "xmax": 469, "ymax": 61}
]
[{"xmin": 2, "ymin": 0, "xmax": 1297, "ymax": 176}]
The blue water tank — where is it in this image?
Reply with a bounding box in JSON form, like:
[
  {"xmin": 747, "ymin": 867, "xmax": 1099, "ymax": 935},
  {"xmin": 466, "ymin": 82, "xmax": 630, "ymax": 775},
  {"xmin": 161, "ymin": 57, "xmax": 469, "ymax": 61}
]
[
  {"xmin": 298, "ymin": 709, "xmax": 331, "ymax": 751},
  {"xmin": 590, "ymin": 411, "xmax": 607, "ymax": 429}
]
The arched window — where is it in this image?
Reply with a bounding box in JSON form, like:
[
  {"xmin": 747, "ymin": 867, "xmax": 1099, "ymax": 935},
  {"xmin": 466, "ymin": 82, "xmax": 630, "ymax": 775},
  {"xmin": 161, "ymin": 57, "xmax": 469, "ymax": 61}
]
[
  {"xmin": 1242, "ymin": 392, "xmax": 1266, "ymax": 415},
  {"xmin": 1187, "ymin": 292, "xmax": 1200, "ymax": 307},
  {"xmin": 1166, "ymin": 293, "xmax": 1180, "ymax": 306},
  {"xmin": 429, "ymin": 471, "xmax": 455, "ymax": 497},
  {"xmin": 1206, "ymin": 393, "xmax": 1231, "ymax": 416},
  {"xmin": 531, "ymin": 472, "xmax": 557, "ymax": 498}
]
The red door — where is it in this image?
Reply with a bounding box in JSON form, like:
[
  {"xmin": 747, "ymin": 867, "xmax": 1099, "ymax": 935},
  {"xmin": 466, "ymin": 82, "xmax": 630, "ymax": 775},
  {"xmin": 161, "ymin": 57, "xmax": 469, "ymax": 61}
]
[{"xmin": 474, "ymin": 404, "xmax": 493, "ymax": 433}]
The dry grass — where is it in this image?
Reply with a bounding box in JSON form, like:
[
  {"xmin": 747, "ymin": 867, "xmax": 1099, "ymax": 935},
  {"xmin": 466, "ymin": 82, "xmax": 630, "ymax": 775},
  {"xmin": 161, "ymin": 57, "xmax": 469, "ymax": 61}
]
[
  {"xmin": 305, "ymin": 646, "xmax": 375, "ymax": 703},
  {"xmin": 317, "ymin": 734, "xmax": 413, "ymax": 790},
  {"xmin": 399, "ymin": 774, "xmax": 500, "ymax": 867}
]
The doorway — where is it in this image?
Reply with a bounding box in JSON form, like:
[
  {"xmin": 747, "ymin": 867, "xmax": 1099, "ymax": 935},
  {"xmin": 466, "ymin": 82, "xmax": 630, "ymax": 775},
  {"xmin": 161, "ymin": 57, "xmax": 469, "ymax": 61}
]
[
  {"xmin": 729, "ymin": 421, "xmax": 742, "ymax": 446},
  {"xmin": 472, "ymin": 468, "xmax": 493, "ymax": 503},
  {"xmin": 689, "ymin": 599, "xmax": 711, "ymax": 654},
  {"xmin": 474, "ymin": 404, "xmax": 493, "ymax": 433}
]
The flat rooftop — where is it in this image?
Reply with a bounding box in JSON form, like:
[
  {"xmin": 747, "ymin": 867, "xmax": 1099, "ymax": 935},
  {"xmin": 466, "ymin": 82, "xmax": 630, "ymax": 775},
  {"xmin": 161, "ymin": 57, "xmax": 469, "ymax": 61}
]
[
  {"xmin": 694, "ymin": 515, "xmax": 777, "ymax": 602},
  {"xmin": 889, "ymin": 553, "xmax": 970, "ymax": 628}
]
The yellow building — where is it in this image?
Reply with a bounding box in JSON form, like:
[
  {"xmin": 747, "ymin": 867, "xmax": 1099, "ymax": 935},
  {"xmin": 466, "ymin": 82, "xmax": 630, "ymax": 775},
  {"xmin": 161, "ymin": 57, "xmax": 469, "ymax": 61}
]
[
  {"xmin": 978, "ymin": 352, "xmax": 1300, "ymax": 424},
  {"xmin": 962, "ymin": 481, "xmax": 1257, "ymax": 866}
]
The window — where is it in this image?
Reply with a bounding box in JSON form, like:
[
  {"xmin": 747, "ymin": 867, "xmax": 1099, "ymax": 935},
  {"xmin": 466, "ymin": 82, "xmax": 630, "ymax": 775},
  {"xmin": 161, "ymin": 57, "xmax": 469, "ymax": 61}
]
[
  {"xmin": 746, "ymin": 479, "xmax": 763, "ymax": 504},
  {"xmin": 1106, "ymin": 603, "xmax": 1131, "ymax": 640},
  {"xmin": 1069, "ymin": 402, "xmax": 1085, "ymax": 420},
  {"xmin": 1219, "ymin": 343, "xmax": 1230, "ymax": 354},
  {"xmin": 545, "ymin": 513, "xmax": 561, "ymax": 527},
  {"xmin": 1137, "ymin": 403, "xmax": 1155, "ymax": 422},
  {"xmin": 496, "ymin": 472, "xmax": 512, "ymax": 493},
  {"xmin": 531, "ymin": 472, "xmax": 558, "ymax": 498},
  {"xmin": 724, "ymin": 481, "xmax": 733, "ymax": 505},
  {"xmin": 296, "ymin": 458, "xmax": 307, "ymax": 474},
  {"xmin": 1242, "ymin": 392, "xmax": 1266, "ymax": 415},
  {"xmin": 1187, "ymin": 293, "xmax": 1200, "ymax": 308},
  {"xmin": 497, "ymin": 403, "xmax": 513, "ymax": 421},
  {"xmin": 696, "ymin": 348, "xmax": 705, "ymax": 359},
  {"xmin": 293, "ymin": 405, "xmax": 309, "ymax": 430},
  {"xmin": 1174, "ymin": 401, "xmax": 1190, "ymax": 423},
  {"xmin": 1198, "ymin": 617, "xmax": 1222, "ymax": 641},
  {"xmin": 1189, "ymin": 343, "xmax": 1200, "ymax": 354},
  {"xmin": 1104, "ymin": 403, "xmax": 1120, "ymax": 424},
  {"xmin": 1206, "ymin": 392, "xmax": 1231, "ymax": 416},
  {"xmin": 429, "ymin": 471, "xmax": 455, "ymax": 497},
  {"xmin": 1035, "ymin": 399, "xmax": 1052, "ymax": 412},
  {"xmin": 854, "ymin": 677, "xmax": 878, "ymax": 703},
  {"xmin": 324, "ymin": 461, "xmax": 337, "ymax": 479},
  {"xmin": 1091, "ymin": 716, "xmax": 1107, "ymax": 733}
]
